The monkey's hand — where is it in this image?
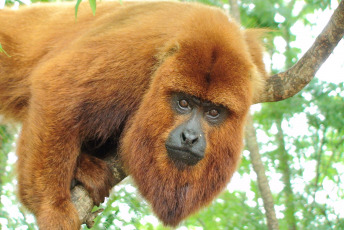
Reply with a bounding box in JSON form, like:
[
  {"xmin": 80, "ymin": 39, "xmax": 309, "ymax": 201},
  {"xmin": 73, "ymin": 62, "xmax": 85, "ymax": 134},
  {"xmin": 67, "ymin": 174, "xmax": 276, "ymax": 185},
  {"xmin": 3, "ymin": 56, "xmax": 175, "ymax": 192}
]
[{"xmin": 74, "ymin": 153, "xmax": 115, "ymax": 206}]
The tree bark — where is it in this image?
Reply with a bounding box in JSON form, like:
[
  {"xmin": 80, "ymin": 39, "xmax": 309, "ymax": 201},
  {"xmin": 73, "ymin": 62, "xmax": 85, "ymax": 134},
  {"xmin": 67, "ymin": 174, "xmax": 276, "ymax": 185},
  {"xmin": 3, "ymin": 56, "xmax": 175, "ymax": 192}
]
[
  {"xmin": 245, "ymin": 115, "xmax": 280, "ymax": 230},
  {"xmin": 256, "ymin": 0, "xmax": 344, "ymax": 103},
  {"xmin": 71, "ymin": 156, "xmax": 126, "ymax": 228},
  {"xmin": 275, "ymin": 118, "xmax": 297, "ymax": 230}
]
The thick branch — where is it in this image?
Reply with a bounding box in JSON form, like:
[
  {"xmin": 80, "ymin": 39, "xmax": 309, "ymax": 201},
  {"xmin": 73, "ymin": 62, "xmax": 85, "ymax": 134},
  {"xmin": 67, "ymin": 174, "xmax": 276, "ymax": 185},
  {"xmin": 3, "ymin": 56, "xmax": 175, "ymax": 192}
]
[
  {"xmin": 256, "ymin": 0, "xmax": 344, "ymax": 103},
  {"xmin": 71, "ymin": 157, "xmax": 127, "ymax": 228}
]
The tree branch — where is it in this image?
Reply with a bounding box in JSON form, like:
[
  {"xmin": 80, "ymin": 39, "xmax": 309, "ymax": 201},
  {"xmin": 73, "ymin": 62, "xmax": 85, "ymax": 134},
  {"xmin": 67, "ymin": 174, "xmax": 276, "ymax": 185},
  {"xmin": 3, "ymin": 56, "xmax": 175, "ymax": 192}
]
[
  {"xmin": 71, "ymin": 157, "xmax": 127, "ymax": 227},
  {"xmin": 256, "ymin": 0, "xmax": 344, "ymax": 103}
]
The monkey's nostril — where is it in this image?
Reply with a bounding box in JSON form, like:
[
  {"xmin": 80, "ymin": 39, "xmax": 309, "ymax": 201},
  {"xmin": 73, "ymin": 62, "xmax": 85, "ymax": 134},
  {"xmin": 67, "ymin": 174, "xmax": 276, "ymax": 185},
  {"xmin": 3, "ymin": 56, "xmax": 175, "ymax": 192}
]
[
  {"xmin": 181, "ymin": 132, "xmax": 186, "ymax": 142},
  {"xmin": 191, "ymin": 137, "xmax": 198, "ymax": 144}
]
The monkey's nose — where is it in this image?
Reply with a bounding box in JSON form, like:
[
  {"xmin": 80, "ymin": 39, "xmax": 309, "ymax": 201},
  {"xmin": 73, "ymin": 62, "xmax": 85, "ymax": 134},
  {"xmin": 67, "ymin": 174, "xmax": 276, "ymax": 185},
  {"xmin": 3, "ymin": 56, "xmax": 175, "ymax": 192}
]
[{"xmin": 181, "ymin": 129, "xmax": 199, "ymax": 146}]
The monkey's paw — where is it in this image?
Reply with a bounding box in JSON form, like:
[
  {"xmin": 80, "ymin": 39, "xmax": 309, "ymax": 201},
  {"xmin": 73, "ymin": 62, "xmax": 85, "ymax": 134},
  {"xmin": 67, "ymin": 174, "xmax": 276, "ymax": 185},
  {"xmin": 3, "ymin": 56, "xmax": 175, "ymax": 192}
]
[{"xmin": 75, "ymin": 154, "xmax": 115, "ymax": 206}]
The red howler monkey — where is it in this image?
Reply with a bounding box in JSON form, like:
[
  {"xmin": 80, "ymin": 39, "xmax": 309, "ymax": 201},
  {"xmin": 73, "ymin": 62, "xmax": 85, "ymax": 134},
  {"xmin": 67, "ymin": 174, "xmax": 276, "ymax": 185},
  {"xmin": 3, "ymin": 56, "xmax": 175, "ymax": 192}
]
[{"xmin": 0, "ymin": 1, "xmax": 267, "ymax": 229}]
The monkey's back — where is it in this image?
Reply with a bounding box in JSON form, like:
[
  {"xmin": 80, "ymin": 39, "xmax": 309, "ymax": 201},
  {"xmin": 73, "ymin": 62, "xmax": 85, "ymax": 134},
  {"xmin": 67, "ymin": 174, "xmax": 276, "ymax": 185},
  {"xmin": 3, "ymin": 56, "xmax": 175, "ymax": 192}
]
[{"xmin": 0, "ymin": 1, "xmax": 236, "ymax": 124}]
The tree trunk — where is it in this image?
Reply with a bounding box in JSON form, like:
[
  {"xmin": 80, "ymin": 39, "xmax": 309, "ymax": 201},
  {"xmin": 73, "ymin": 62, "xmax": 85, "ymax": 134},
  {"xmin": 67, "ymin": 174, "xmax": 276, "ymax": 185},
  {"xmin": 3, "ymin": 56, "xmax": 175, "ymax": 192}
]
[
  {"xmin": 275, "ymin": 117, "xmax": 297, "ymax": 230},
  {"xmin": 245, "ymin": 114, "xmax": 280, "ymax": 230}
]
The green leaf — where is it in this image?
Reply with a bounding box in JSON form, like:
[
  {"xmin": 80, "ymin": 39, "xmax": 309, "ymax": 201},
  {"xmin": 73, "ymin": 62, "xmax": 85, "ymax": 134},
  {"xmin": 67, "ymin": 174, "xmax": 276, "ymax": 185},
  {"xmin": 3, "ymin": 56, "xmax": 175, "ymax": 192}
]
[
  {"xmin": 89, "ymin": 0, "xmax": 96, "ymax": 16},
  {"xmin": 0, "ymin": 43, "xmax": 10, "ymax": 57},
  {"xmin": 75, "ymin": 0, "xmax": 82, "ymax": 19},
  {"xmin": 75, "ymin": 0, "xmax": 98, "ymax": 18}
]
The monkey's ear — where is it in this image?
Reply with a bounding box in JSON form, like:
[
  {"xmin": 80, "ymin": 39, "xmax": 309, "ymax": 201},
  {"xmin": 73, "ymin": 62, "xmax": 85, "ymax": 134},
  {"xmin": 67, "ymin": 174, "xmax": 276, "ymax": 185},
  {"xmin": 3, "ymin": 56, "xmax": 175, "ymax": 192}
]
[
  {"xmin": 244, "ymin": 28, "xmax": 269, "ymax": 79},
  {"xmin": 155, "ymin": 40, "xmax": 180, "ymax": 65},
  {"xmin": 244, "ymin": 29, "xmax": 269, "ymax": 102}
]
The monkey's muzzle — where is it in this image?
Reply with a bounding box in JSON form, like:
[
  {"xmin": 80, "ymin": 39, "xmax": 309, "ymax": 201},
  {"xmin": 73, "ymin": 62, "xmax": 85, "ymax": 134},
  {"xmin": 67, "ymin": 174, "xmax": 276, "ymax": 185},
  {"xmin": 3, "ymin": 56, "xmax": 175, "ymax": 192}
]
[{"xmin": 165, "ymin": 145, "xmax": 204, "ymax": 166}]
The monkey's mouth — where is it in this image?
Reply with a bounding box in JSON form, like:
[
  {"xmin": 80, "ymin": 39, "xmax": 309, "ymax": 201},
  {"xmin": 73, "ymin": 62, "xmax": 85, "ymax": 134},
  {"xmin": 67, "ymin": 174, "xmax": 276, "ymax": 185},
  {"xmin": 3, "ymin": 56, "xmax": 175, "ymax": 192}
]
[{"xmin": 165, "ymin": 145, "xmax": 203, "ymax": 167}]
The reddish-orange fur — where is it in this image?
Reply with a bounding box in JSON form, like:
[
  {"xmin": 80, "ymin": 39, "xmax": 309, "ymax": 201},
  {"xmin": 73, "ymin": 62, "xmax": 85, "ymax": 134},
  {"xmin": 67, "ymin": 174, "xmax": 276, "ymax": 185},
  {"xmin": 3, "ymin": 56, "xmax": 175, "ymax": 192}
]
[{"xmin": 0, "ymin": 1, "xmax": 266, "ymax": 229}]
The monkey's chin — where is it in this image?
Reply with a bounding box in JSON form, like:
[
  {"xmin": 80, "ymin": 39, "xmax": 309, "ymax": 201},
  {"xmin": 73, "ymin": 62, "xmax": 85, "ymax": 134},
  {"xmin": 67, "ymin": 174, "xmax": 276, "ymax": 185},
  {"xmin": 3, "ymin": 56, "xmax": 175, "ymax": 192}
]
[
  {"xmin": 170, "ymin": 159, "xmax": 189, "ymax": 171},
  {"xmin": 165, "ymin": 146, "xmax": 202, "ymax": 169}
]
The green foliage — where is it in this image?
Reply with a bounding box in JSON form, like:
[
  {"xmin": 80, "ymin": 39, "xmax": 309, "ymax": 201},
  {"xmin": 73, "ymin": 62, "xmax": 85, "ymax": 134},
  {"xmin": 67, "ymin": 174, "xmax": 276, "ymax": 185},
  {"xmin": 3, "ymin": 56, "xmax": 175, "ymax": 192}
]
[
  {"xmin": 254, "ymin": 79, "xmax": 344, "ymax": 229},
  {"xmin": 84, "ymin": 184, "xmax": 164, "ymax": 229},
  {"xmin": 184, "ymin": 191, "xmax": 267, "ymax": 230},
  {"xmin": 240, "ymin": 0, "xmax": 280, "ymax": 28},
  {"xmin": 2, "ymin": 0, "xmax": 17, "ymax": 5},
  {"xmin": 0, "ymin": 125, "xmax": 16, "ymax": 185},
  {"xmin": 0, "ymin": 125, "xmax": 37, "ymax": 229}
]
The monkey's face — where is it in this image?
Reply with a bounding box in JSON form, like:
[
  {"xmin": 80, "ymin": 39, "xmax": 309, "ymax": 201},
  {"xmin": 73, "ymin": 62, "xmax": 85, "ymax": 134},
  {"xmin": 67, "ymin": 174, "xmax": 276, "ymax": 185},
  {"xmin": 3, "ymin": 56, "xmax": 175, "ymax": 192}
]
[
  {"xmin": 165, "ymin": 92, "xmax": 229, "ymax": 169},
  {"xmin": 121, "ymin": 31, "xmax": 261, "ymax": 226}
]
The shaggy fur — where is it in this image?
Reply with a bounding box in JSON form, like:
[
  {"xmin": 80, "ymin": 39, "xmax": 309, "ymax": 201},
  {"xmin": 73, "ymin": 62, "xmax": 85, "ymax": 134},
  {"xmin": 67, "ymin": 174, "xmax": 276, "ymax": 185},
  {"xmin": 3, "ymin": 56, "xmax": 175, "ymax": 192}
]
[{"xmin": 0, "ymin": 1, "xmax": 266, "ymax": 229}]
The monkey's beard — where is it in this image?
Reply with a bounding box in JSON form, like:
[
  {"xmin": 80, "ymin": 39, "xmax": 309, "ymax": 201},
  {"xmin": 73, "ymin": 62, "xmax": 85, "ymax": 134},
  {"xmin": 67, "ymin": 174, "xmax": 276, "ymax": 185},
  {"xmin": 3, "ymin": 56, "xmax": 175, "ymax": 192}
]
[{"xmin": 121, "ymin": 130, "xmax": 240, "ymax": 227}]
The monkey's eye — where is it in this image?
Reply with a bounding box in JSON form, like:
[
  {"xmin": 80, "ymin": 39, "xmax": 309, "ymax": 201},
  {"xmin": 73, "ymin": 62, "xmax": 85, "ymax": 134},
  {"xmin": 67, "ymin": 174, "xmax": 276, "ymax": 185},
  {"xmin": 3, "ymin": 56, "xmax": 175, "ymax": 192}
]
[
  {"xmin": 178, "ymin": 99, "xmax": 190, "ymax": 109},
  {"xmin": 206, "ymin": 109, "xmax": 219, "ymax": 118},
  {"xmin": 171, "ymin": 93, "xmax": 193, "ymax": 115}
]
